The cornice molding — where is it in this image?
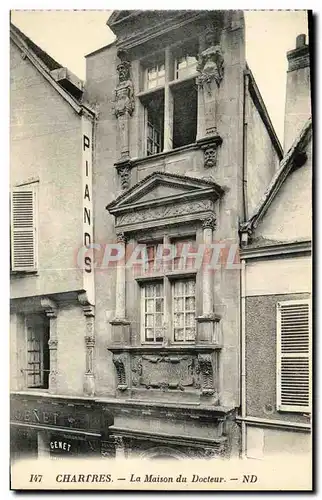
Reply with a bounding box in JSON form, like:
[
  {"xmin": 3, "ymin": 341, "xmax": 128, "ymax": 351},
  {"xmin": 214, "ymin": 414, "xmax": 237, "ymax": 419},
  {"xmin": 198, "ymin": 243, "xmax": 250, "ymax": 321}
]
[
  {"xmin": 110, "ymin": 11, "xmax": 210, "ymax": 51},
  {"xmin": 240, "ymin": 240, "xmax": 312, "ymax": 260}
]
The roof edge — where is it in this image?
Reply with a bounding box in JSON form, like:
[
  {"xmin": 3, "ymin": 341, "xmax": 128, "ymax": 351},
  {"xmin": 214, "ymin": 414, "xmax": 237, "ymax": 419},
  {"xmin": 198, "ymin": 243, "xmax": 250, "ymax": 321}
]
[
  {"xmin": 240, "ymin": 116, "xmax": 312, "ymax": 236},
  {"xmin": 10, "ymin": 24, "xmax": 96, "ymax": 118},
  {"xmin": 245, "ymin": 64, "xmax": 284, "ymax": 160}
]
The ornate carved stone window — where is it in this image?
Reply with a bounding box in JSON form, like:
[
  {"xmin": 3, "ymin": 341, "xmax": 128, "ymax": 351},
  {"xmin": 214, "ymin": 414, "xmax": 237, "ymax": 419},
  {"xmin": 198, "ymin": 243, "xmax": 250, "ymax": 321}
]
[{"xmin": 136, "ymin": 234, "xmax": 197, "ymax": 345}]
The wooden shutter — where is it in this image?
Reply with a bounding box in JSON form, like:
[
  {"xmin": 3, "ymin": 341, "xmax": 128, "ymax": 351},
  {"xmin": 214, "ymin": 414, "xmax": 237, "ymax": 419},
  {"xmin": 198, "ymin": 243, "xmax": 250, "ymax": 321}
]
[
  {"xmin": 10, "ymin": 184, "xmax": 38, "ymax": 272},
  {"xmin": 276, "ymin": 299, "xmax": 311, "ymax": 412}
]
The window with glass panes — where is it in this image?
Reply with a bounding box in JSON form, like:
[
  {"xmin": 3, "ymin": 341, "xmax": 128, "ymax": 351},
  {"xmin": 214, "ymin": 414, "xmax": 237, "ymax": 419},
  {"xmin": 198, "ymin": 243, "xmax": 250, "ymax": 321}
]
[
  {"xmin": 140, "ymin": 39, "xmax": 198, "ymax": 155},
  {"xmin": 138, "ymin": 235, "xmax": 197, "ymax": 344},
  {"xmin": 141, "ymin": 282, "xmax": 164, "ymax": 342},
  {"xmin": 172, "ymin": 279, "xmax": 196, "ymax": 342},
  {"xmin": 25, "ymin": 314, "xmax": 50, "ymax": 389},
  {"xmin": 175, "ymin": 55, "xmax": 197, "ymax": 80},
  {"xmin": 147, "ymin": 121, "xmax": 162, "ymax": 156},
  {"xmin": 146, "ymin": 62, "xmax": 165, "ymax": 90}
]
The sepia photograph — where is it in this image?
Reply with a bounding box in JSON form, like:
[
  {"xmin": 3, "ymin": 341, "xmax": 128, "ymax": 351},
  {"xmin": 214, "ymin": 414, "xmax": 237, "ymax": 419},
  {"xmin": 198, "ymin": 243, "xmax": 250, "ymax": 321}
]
[{"xmin": 9, "ymin": 7, "xmax": 312, "ymax": 491}]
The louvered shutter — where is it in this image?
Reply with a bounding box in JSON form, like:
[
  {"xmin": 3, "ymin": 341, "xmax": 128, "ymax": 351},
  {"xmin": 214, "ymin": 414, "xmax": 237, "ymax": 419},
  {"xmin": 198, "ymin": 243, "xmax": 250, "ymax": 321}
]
[
  {"xmin": 10, "ymin": 184, "xmax": 38, "ymax": 272},
  {"xmin": 276, "ymin": 300, "xmax": 311, "ymax": 412}
]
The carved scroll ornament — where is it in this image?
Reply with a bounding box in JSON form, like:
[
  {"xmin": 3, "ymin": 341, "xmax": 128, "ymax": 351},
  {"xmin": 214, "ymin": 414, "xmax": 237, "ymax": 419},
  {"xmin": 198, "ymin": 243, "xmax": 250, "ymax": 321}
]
[
  {"xmin": 197, "ymin": 353, "xmax": 214, "ymax": 395},
  {"xmin": 113, "ymin": 353, "xmax": 128, "ymax": 390}
]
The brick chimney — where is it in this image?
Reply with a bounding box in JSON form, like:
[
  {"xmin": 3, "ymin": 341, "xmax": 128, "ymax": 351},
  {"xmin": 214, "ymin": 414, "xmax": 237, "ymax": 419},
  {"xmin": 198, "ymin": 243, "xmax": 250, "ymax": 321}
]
[{"xmin": 283, "ymin": 34, "xmax": 311, "ymax": 153}]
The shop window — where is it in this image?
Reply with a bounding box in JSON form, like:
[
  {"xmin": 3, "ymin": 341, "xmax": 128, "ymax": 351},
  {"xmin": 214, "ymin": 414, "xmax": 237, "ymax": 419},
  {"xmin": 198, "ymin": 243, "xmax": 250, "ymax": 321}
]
[
  {"xmin": 276, "ymin": 299, "xmax": 311, "ymax": 412},
  {"xmin": 25, "ymin": 314, "xmax": 50, "ymax": 389}
]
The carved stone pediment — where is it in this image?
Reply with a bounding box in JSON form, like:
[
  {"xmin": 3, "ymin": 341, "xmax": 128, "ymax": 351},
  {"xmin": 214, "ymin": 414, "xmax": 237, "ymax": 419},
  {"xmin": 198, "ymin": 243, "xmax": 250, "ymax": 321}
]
[{"xmin": 106, "ymin": 172, "xmax": 224, "ymax": 231}]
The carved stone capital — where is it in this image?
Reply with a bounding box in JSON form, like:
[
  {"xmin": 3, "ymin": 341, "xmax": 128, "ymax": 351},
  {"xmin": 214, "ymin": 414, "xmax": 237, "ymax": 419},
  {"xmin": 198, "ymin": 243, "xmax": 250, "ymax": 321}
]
[
  {"xmin": 202, "ymin": 214, "xmax": 217, "ymax": 230},
  {"xmin": 113, "ymin": 435, "xmax": 124, "ymax": 449},
  {"xmin": 40, "ymin": 297, "xmax": 57, "ymax": 318},
  {"xmin": 85, "ymin": 336, "xmax": 95, "ymax": 348},
  {"xmin": 116, "ymin": 232, "xmax": 127, "ymax": 244},
  {"xmin": 48, "ymin": 339, "xmax": 58, "ymax": 349},
  {"xmin": 78, "ymin": 293, "xmax": 95, "ymax": 316}
]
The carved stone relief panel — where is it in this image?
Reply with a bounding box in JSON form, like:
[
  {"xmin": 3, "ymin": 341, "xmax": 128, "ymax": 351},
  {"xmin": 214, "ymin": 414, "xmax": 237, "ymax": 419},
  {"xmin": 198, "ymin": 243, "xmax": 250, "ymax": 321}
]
[
  {"xmin": 116, "ymin": 199, "xmax": 214, "ymax": 227},
  {"xmin": 131, "ymin": 353, "xmax": 201, "ymax": 391}
]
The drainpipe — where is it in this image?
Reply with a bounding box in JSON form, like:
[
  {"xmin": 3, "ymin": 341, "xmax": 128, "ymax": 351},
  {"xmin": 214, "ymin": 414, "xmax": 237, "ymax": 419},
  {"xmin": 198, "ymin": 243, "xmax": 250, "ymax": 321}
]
[
  {"xmin": 242, "ymin": 71, "xmax": 249, "ymax": 222},
  {"xmin": 240, "ymin": 258, "xmax": 246, "ymax": 457}
]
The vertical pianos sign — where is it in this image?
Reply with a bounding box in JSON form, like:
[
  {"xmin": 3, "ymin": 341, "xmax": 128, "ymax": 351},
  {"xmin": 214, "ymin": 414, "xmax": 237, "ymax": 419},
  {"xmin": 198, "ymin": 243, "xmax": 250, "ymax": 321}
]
[{"xmin": 82, "ymin": 117, "xmax": 95, "ymax": 305}]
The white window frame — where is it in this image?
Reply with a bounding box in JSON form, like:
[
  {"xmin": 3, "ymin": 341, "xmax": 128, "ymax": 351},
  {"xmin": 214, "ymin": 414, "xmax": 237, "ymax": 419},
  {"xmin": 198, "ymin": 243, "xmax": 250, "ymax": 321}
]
[
  {"xmin": 172, "ymin": 278, "xmax": 197, "ymax": 343},
  {"xmin": 276, "ymin": 298, "xmax": 311, "ymax": 413},
  {"xmin": 145, "ymin": 61, "xmax": 165, "ymax": 90},
  {"xmin": 140, "ymin": 281, "xmax": 165, "ymax": 344},
  {"xmin": 138, "ymin": 234, "xmax": 197, "ymax": 345},
  {"xmin": 10, "ymin": 181, "xmax": 38, "ymax": 272},
  {"xmin": 174, "ymin": 55, "xmax": 198, "ymax": 80}
]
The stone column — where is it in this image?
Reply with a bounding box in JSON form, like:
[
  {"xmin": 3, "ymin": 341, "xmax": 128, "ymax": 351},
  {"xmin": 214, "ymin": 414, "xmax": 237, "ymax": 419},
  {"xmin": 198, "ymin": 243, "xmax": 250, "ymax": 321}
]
[
  {"xmin": 110, "ymin": 232, "xmax": 130, "ymax": 345},
  {"xmin": 41, "ymin": 297, "xmax": 58, "ymax": 394},
  {"xmin": 163, "ymin": 47, "xmax": 173, "ymax": 151},
  {"xmin": 115, "ymin": 232, "xmax": 126, "ymax": 321},
  {"xmin": 202, "ymin": 215, "xmax": 216, "ymax": 316},
  {"xmin": 196, "ymin": 215, "xmax": 219, "ymax": 344},
  {"xmin": 78, "ymin": 293, "xmax": 95, "ymax": 396}
]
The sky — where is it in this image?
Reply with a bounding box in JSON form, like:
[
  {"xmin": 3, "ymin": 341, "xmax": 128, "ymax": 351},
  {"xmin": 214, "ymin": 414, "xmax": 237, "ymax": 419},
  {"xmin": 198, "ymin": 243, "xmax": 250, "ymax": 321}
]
[{"xmin": 10, "ymin": 9, "xmax": 309, "ymax": 146}]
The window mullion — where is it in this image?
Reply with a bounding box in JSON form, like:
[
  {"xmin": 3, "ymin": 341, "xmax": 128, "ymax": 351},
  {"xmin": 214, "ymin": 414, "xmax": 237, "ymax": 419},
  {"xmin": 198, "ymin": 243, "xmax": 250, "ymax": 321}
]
[{"xmin": 163, "ymin": 47, "xmax": 173, "ymax": 152}]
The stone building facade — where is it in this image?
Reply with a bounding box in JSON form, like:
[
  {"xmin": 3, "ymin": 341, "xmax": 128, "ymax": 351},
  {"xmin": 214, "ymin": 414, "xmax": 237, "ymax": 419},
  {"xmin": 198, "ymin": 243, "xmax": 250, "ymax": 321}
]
[
  {"xmin": 83, "ymin": 10, "xmax": 282, "ymax": 459},
  {"xmin": 10, "ymin": 11, "xmax": 311, "ymax": 462}
]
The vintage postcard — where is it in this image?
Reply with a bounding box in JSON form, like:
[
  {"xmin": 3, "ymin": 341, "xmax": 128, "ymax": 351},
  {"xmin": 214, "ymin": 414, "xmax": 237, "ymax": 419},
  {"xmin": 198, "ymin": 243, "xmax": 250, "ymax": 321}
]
[{"xmin": 9, "ymin": 8, "xmax": 312, "ymax": 491}]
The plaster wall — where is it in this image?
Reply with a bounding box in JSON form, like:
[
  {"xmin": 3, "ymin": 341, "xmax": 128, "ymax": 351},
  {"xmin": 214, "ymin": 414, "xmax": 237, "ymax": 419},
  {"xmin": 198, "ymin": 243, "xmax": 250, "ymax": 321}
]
[
  {"xmin": 10, "ymin": 41, "xmax": 83, "ymax": 299},
  {"xmin": 255, "ymin": 141, "xmax": 312, "ymax": 243},
  {"xmin": 245, "ymin": 84, "xmax": 281, "ymax": 216}
]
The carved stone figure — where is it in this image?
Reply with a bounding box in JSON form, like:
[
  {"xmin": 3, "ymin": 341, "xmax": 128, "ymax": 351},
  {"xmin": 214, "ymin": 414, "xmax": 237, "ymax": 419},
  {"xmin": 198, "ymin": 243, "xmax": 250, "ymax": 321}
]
[
  {"xmin": 197, "ymin": 29, "xmax": 224, "ymax": 94},
  {"xmin": 114, "ymin": 54, "xmax": 134, "ymax": 118},
  {"xmin": 118, "ymin": 164, "xmax": 132, "ymax": 190}
]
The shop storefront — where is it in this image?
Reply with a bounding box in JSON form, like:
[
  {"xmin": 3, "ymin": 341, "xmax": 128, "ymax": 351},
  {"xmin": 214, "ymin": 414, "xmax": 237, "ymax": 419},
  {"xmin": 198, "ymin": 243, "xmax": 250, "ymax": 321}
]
[{"xmin": 10, "ymin": 394, "xmax": 114, "ymax": 461}]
